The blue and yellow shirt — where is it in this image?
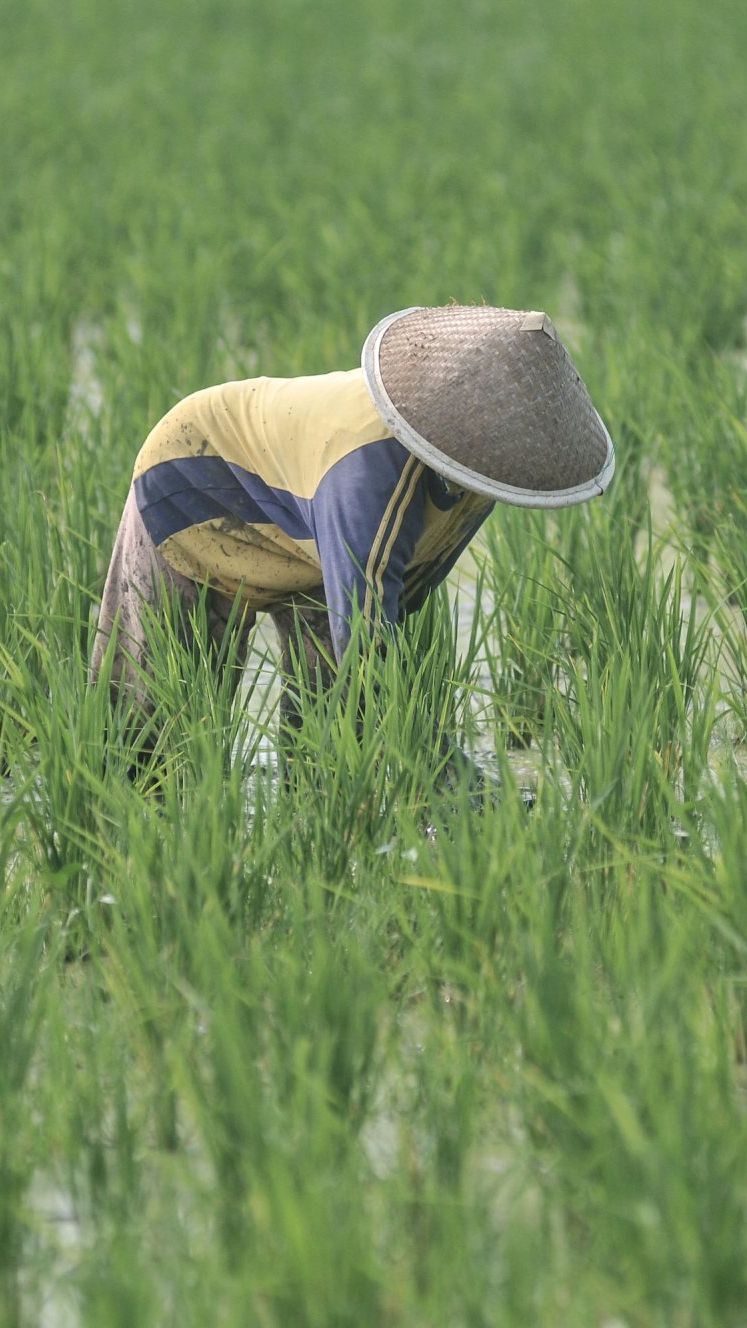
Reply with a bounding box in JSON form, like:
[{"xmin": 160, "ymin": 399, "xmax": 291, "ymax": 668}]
[{"xmin": 133, "ymin": 369, "xmax": 493, "ymax": 659}]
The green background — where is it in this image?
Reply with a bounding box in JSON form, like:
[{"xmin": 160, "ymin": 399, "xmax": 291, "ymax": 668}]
[{"xmin": 1, "ymin": 1, "xmax": 747, "ymax": 1323}]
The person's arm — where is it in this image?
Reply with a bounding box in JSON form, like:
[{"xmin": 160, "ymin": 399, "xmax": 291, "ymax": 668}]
[
  {"xmin": 310, "ymin": 438, "xmax": 426, "ymax": 661},
  {"xmin": 310, "ymin": 443, "xmax": 509, "ymax": 803}
]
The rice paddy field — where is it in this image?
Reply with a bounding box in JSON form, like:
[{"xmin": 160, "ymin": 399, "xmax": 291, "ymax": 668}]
[{"xmin": 2, "ymin": 0, "xmax": 747, "ymax": 1322}]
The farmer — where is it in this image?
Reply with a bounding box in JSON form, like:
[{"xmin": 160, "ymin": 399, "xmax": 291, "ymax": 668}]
[{"xmin": 91, "ymin": 304, "xmax": 614, "ymax": 758}]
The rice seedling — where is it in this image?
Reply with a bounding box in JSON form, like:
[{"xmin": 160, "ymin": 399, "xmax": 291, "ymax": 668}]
[{"xmin": 3, "ymin": 0, "xmax": 747, "ymax": 1320}]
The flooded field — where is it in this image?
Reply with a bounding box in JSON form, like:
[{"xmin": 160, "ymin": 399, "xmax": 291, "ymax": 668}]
[{"xmin": 3, "ymin": 0, "xmax": 747, "ymax": 1322}]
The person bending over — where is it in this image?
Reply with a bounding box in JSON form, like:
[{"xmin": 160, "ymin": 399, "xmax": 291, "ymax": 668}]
[{"xmin": 90, "ymin": 304, "xmax": 615, "ymax": 766}]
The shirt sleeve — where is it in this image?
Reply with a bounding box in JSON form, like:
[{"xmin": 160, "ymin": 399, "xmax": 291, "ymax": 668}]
[{"xmin": 310, "ymin": 438, "xmax": 426, "ymax": 660}]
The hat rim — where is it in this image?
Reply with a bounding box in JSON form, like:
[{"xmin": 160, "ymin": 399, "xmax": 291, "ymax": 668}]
[{"xmin": 361, "ymin": 307, "xmax": 616, "ymax": 510}]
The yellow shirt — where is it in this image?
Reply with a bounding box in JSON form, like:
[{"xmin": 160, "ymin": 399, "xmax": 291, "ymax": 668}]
[{"xmin": 133, "ymin": 368, "xmax": 492, "ymax": 657}]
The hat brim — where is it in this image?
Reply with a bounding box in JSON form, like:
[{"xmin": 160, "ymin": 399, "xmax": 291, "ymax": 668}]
[{"xmin": 362, "ymin": 307, "xmax": 616, "ymax": 509}]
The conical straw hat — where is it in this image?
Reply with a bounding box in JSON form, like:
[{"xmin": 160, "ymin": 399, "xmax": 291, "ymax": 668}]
[{"xmin": 361, "ymin": 305, "xmax": 615, "ymax": 508}]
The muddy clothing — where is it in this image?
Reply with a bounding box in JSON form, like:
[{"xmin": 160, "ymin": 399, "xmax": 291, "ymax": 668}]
[
  {"xmin": 92, "ymin": 368, "xmax": 493, "ymax": 738},
  {"xmin": 92, "ymin": 487, "xmax": 255, "ymax": 700},
  {"xmin": 131, "ymin": 369, "xmax": 493, "ymax": 660},
  {"xmin": 90, "ymin": 489, "xmax": 335, "ymax": 723}
]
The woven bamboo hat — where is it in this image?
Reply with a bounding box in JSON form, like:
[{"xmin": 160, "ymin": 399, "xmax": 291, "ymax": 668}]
[{"xmin": 361, "ymin": 305, "xmax": 615, "ymax": 508}]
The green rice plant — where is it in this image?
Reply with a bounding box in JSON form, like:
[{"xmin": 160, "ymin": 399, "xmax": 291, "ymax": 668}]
[
  {"xmin": 551, "ymin": 524, "xmax": 719, "ymax": 830},
  {"xmin": 279, "ymin": 590, "xmax": 487, "ymax": 881},
  {"xmin": 683, "ymin": 766, "xmax": 747, "ymax": 976},
  {"xmin": 658, "ymin": 357, "xmax": 747, "ymax": 562},
  {"xmin": 393, "ymin": 772, "xmax": 569, "ymax": 1006},
  {"xmin": 702, "ymin": 491, "xmax": 747, "ymax": 738},
  {"xmin": 136, "ymin": 917, "xmax": 390, "ymax": 1319},
  {"xmin": 3, "ymin": 0, "xmax": 747, "ymax": 1318},
  {"xmin": 701, "ymin": 769, "xmax": 747, "ymax": 1093},
  {"xmin": 510, "ymin": 861, "xmax": 747, "ymax": 1325},
  {"xmin": 0, "ymin": 914, "xmax": 53, "ymax": 1328},
  {"xmin": 0, "ymin": 447, "xmax": 108, "ymax": 776},
  {"xmin": 0, "ymin": 621, "xmax": 140, "ymax": 948},
  {"xmin": 83, "ymin": 586, "xmax": 276, "ymax": 792},
  {"xmin": 0, "ymin": 237, "xmax": 73, "ymax": 444},
  {"xmin": 478, "ymin": 511, "xmax": 565, "ymax": 747},
  {"xmin": 711, "ymin": 492, "xmax": 747, "ymax": 626}
]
